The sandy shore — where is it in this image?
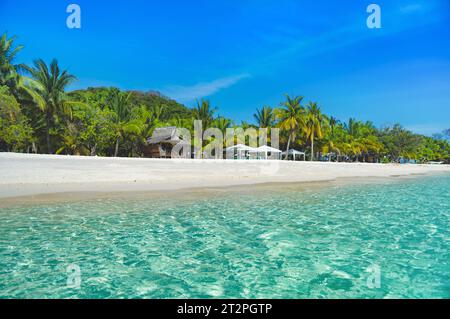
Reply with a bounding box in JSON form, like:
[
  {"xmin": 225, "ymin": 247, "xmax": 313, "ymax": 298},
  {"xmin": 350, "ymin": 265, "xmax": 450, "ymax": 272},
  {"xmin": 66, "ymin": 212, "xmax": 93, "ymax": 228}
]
[{"xmin": 1, "ymin": 152, "xmax": 449, "ymax": 200}]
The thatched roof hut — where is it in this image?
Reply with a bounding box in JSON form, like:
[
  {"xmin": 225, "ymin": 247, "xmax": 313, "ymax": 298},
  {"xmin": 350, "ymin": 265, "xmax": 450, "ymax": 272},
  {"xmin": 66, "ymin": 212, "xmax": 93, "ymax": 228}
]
[
  {"xmin": 146, "ymin": 127, "xmax": 181, "ymax": 145},
  {"xmin": 144, "ymin": 127, "xmax": 189, "ymax": 158}
]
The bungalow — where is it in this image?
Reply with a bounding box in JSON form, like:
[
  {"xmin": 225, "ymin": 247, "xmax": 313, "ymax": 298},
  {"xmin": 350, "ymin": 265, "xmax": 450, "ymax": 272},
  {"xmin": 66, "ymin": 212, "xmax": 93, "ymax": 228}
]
[{"xmin": 143, "ymin": 126, "xmax": 190, "ymax": 158}]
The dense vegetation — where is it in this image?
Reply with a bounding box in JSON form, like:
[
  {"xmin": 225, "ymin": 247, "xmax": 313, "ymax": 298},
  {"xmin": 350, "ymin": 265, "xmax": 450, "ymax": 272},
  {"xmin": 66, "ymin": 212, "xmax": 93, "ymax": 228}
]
[{"xmin": 1, "ymin": 32, "xmax": 449, "ymax": 162}]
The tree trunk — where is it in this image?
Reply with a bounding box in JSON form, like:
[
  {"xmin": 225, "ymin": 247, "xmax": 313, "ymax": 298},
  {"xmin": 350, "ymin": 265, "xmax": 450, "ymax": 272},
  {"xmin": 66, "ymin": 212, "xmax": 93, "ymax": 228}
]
[
  {"xmin": 90, "ymin": 144, "xmax": 97, "ymax": 156},
  {"xmin": 45, "ymin": 114, "xmax": 52, "ymax": 154},
  {"xmin": 285, "ymin": 134, "xmax": 291, "ymax": 160},
  {"xmin": 114, "ymin": 137, "xmax": 120, "ymax": 157},
  {"xmin": 310, "ymin": 134, "xmax": 314, "ymax": 161}
]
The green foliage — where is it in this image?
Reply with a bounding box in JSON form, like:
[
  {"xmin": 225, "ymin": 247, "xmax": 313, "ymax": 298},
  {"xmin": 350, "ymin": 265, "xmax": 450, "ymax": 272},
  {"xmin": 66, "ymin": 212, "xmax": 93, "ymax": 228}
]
[
  {"xmin": 0, "ymin": 86, "xmax": 34, "ymax": 152},
  {"xmin": 275, "ymin": 95, "xmax": 305, "ymax": 154},
  {"xmin": 379, "ymin": 124, "xmax": 422, "ymax": 160},
  {"xmin": 1, "ymin": 31, "xmax": 449, "ymax": 163},
  {"xmin": 0, "ymin": 32, "xmax": 24, "ymax": 91},
  {"xmin": 24, "ymin": 58, "xmax": 77, "ymax": 153},
  {"xmin": 56, "ymin": 103, "xmax": 116, "ymax": 156},
  {"xmin": 193, "ymin": 99, "xmax": 216, "ymax": 129},
  {"xmin": 66, "ymin": 87, "xmax": 195, "ymax": 156},
  {"xmin": 129, "ymin": 90, "xmax": 192, "ymax": 121},
  {"xmin": 416, "ymin": 136, "xmax": 450, "ymax": 163},
  {"xmin": 213, "ymin": 117, "xmax": 232, "ymax": 134},
  {"xmin": 303, "ymin": 102, "xmax": 325, "ymax": 161},
  {"xmin": 254, "ymin": 106, "xmax": 274, "ymax": 128}
]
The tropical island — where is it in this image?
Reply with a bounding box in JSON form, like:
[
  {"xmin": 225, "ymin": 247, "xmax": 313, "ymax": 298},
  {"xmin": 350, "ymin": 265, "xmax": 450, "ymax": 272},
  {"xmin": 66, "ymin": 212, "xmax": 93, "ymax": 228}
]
[
  {"xmin": 1, "ymin": 31, "xmax": 450, "ymax": 200},
  {"xmin": 1, "ymin": 1, "xmax": 450, "ymax": 300},
  {"xmin": 1, "ymin": 32, "xmax": 449, "ymax": 163}
]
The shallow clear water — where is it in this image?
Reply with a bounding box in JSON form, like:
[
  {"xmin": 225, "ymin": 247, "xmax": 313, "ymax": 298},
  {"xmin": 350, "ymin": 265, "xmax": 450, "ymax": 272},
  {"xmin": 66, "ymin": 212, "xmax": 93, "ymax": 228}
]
[{"xmin": 1, "ymin": 174, "xmax": 449, "ymax": 299}]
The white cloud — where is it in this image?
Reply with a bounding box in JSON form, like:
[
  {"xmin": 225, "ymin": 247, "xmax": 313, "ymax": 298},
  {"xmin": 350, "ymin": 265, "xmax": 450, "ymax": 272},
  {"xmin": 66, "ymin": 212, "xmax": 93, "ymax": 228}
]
[{"xmin": 161, "ymin": 73, "xmax": 250, "ymax": 103}]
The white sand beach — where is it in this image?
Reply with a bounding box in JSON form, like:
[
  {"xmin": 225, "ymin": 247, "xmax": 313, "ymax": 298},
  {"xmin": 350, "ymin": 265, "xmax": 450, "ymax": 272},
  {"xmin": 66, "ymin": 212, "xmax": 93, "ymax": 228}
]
[{"xmin": 0, "ymin": 152, "xmax": 449, "ymax": 200}]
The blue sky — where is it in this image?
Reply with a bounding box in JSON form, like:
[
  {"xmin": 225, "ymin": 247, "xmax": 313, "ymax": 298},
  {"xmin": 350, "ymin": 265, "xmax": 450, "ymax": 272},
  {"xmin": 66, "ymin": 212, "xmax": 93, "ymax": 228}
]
[{"xmin": 1, "ymin": 0, "xmax": 449, "ymax": 135}]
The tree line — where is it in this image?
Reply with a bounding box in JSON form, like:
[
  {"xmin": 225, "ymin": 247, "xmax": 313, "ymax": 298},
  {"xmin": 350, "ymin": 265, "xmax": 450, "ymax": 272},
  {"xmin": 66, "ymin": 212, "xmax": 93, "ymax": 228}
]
[{"xmin": 1, "ymin": 32, "xmax": 449, "ymax": 163}]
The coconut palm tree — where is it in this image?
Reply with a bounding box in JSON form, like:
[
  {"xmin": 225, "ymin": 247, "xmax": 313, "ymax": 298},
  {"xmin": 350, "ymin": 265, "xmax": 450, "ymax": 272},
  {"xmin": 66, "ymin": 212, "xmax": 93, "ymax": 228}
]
[
  {"xmin": 276, "ymin": 95, "xmax": 304, "ymax": 159},
  {"xmin": 169, "ymin": 117, "xmax": 192, "ymax": 131},
  {"xmin": 193, "ymin": 99, "xmax": 216, "ymax": 129},
  {"xmin": 358, "ymin": 135, "xmax": 383, "ymax": 162},
  {"xmin": 0, "ymin": 32, "xmax": 25, "ymax": 89},
  {"xmin": 56, "ymin": 122, "xmax": 89, "ymax": 155},
  {"xmin": 131, "ymin": 104, "xmax": 157, "ymax": 151},
  {"xmin": 345, "ymin": 118, "xmax": 360, "ymax": 137},
  {"xmin": 151, "ymin": 104, "xmax": 165, "ymax": 122},
  {"xmin": 323, "ymin": 116, "xmax": 340, "ymax": 161},
  {"xmin": 253, "ymin": 106, "xmax": 274, "ymax": 128},
  {"xmin": 343, "ymin": 119, "xmax": 383, "ymax": 161},
  {"xmin": 303, "ymin": 102, "xmax": 325, "ymax": 161},
  {"xmin": 213, "ymin": 116, "xmax": 232, "ymax": 135},
  {"xmin": 105, "ymin": 88, "xmax": 142, "ymax": 157},
  {"xmin": 329, "ymin": 116, "xmax": 338, "ymax": 136},
  {"xmin": 25, "ymin": 59, "xmax": 77, "ymax": 153}
]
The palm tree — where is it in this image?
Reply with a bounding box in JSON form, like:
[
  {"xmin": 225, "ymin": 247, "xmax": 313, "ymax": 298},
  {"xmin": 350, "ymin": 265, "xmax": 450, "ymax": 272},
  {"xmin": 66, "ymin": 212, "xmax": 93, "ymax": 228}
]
[
  {"xmin": 253, "ymin": 106, "xmax": 274, "ymax": 128},
  {"xmin": 26, "ymin": 59, "xmax": 77, "ymax": 153},
  {"xmin": 303, "ymin": 102, "xmax": 325, "ymax": 161},
  {"xmin": 0, "ymin": 32, "xmax": 32, "ymax": 100},
  {"xmin": 276, "ymin": 95, "xmax": 304, "ymax": 159},
  {"xmin": 214, "ymin": 116, "xmax": 232, "ymax": 135},
  {"xmin": 343, "ymin": 119, "xmax": 382, "ymax": 161},
  {"xmin": 0, "ymin": 32, "xmax": 24, "ymax": 88},
  {"xmin": 193, "ymin": 99, "xmax": 216, "ymax": 129},
  {"xmin": 345, "ymin": 118, "xmax": 360, "ymax": 137},
  {"xmin": 0, "ymin": 85, "xmax": 21, "ymax": 121},
  {"xmin": 359, "ymin": 136, "xmax": 383, "ymax": 162},
  {"xmin": 56, "ymin": 122, "xmax": 89, "ymax": 155},
  {"xmin": 329, "ymin": 116, "xmax": 338, "ymax": 137},
  {"xmin": 169, "ymin": 117, "xmax": 192, "ymax": 131},
  {"xmin": 132, "ymin": 104, "xmax": 156, "ymax": 151},
  {"xmin": 105, "ymin": 88, "xmax": 142, "ymax": 157},
  {"xmin": 151, "ymin": 104, "xmax": 165, "ymax": 122},
  {"xmin": 324, "ymin": 116, "xmax": 340, "ymax": 161}
]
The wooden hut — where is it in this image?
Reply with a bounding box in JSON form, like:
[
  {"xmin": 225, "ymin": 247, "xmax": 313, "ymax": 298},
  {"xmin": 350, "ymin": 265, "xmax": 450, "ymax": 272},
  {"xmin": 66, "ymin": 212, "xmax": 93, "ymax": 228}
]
[{"xmin": 143, "ymin": 127, "xmax": 190, "ymax": 158}]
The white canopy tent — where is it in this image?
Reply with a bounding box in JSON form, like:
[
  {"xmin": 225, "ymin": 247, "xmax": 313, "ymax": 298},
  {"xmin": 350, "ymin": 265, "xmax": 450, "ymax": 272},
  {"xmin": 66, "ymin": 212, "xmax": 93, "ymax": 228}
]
[
  {"xmin": 282, "ymin": 149, "xmax": 306, "ymax": 161},
  {"xmin": 225, "ymin": 144, "xmax": 282, "ymax": 160},
  {"xmin": 225, "ymin": 144, "xmax": 256, "ymax": 159},
  {"xmin": 252, "ymin": 145, "xmax": 282, "ymax": 160}
]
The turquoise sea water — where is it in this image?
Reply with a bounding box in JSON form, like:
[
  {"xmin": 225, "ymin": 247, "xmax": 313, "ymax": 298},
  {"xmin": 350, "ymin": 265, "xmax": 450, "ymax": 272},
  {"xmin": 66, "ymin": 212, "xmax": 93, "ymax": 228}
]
[{"xmin": 1, "ymin": 174, "xmax": 449, "ymax": 299}]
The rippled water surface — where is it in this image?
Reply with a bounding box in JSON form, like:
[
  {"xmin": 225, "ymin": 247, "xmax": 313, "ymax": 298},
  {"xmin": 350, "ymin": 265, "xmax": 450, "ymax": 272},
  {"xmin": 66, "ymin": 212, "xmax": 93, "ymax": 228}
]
[{"xmin": 1, "ymin": 174, "xmax": 449, "ymax": 298}]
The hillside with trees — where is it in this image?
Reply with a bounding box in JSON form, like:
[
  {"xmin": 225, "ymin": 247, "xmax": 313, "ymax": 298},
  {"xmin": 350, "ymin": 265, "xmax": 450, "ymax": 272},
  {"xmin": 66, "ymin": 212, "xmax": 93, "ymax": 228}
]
[{"xmin": 1, "ymin": 32, "xmax": 449, "ymax": 162}]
